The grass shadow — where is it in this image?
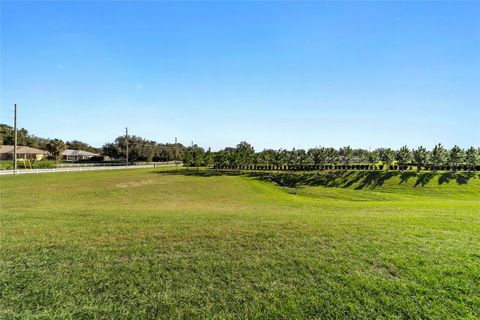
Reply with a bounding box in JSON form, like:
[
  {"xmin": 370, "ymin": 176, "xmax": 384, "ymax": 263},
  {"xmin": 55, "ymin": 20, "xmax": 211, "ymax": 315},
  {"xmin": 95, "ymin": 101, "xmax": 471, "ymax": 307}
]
[
  {"xmin": 152, "ymin": 168, "xmax": 479, "ymax": 190},
  {"xmin": 399, "ymin": 171, "xmax": 417, "ymax": 184},
  {"xmin": 354, "ymin": 171, "xmax": 399, "ymax": 190},
  {"xmin": 414, "ymin": 172, "xmax": 436, "ymax": 187},
  {"xmin": 439, "ymin": 171, "xmax": 476, "ymax": 185}
]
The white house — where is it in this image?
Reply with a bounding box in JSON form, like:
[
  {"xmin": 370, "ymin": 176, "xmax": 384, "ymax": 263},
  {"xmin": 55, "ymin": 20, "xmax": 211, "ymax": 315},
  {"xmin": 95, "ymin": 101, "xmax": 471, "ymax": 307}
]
[{"xmin": 61, "ymin": 149, "xmax": 100, "ymax": 161}]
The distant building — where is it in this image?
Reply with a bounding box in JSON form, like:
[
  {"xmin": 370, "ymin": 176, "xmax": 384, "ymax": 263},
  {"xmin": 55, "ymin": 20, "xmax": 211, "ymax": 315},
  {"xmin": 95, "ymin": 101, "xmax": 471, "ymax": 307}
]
[
  {"xmin": 61, "ymin": 149, "xmax": 100, "ymax": 162},
  {"xmin": 0, "ymin": 145, "xmax": 48, "ymax": 160}
]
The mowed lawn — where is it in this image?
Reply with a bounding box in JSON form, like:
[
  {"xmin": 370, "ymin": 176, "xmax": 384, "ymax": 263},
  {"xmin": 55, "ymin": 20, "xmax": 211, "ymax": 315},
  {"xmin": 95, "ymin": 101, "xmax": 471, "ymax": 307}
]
[{"xmin": 1, "ymin": 168, "xmax": 479, "ymax": 319}]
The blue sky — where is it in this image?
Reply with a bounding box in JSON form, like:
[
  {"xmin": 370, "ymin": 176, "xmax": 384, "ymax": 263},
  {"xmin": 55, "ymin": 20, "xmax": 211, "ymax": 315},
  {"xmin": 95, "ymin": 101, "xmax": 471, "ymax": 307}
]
[{"xmin": 1, "ymin": 1, "xmax": 479, "ymax": 150}]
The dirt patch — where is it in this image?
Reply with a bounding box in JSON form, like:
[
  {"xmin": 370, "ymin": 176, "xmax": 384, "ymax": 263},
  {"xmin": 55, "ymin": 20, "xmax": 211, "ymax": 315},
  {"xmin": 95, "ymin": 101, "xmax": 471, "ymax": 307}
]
[{"xmin": 116, "ymin": 179, "xmax": 154, "ymax": 188}]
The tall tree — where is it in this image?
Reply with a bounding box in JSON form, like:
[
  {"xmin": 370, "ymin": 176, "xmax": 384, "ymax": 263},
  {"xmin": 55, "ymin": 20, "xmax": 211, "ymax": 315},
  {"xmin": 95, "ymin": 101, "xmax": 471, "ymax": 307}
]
[
  {"xmin": 431, "ymin": 143, "xmax": 448, "ymax": 171},
  {"xmin": 191, "ymin": 145, "xmax": 205, "ymax": 168},
  {"xmin": 234, "ymin": 141, "xmax": 255, "ymax": 166},
  {"xmin": 273, "ymin": 149, "xmax": 287, "ymax": 170},
  {"xmin": 378, "ymin": 148, "xmax": 395, "ymax": 169},
  {"xmin": 368, "ymin": 150, "xmax": 380, "ymax": 168},
  {"xmin": 182, "ymin": 149, "xmax": 194, "ymax": 168},
  {"xmin": 353, "ymin": 148, "xmax": 368, "ymax": 164},
  {"xmin": 46, "ymin": 139, "xmax": 66, "ymax": 162},
  {"xmin": 308, "ymin": 148, "xmax": 324, "ymax": 169},
  {"xmin": 0, "ymin": 124, "xmax": 48, "ymax": 149},
  {"xmin": 325, "ymin": 148, "xmax": 338, "ymax": 165},
  {"xmin": 66, "ymin": 140, "xmax": 100, "ymax": 153},
  {"xmin": 395, "ymin": 145, "xmax": 412, "ymax": 168},
  {"xmin": 448, "ymin": 145, "xmax": 464, "ymax": 170},
  {"xmin": 465, "ymin": 147, "xmax": 479, "ymax": 171},
  {"xmin": 295, "ymin": 149, "xmax": 309, "ymax": 166},
  {"xmin": 338, "ymin": 146, "xmax": 353, "ymax": 166},
  {"xmin": 258, "ymin": 149, "xmax": 276, "ymax": 166},
  {"xmin": 203, "ymin": 148, "xmax": 214, "ymax": 168},
  {"xmin": 413, "ymin": 146, "xmax": 428, "ymax": 172}
]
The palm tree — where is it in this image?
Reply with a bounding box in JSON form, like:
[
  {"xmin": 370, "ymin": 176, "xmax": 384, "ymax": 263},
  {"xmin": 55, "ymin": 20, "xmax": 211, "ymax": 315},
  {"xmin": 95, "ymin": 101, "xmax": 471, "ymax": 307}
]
[
  {"xmin": 191, "ymin": 146, "xmax": 205, "ymax": 170},
  {"xmin": 213, "ymin": 150, "xmax": 226, "ymax": 169},
  {"xmin": 448, "ymin": 145, "xmax": 464, "ymax": 171},
  {"xmin": 203, "ymin": 148, "xmax": 214, "ymax": 170},
  {"xmin": 368, "ymin": 150, "xmax": 379, "ymax": 169},
  {"xmin": 395, "ymin": 145, "xmax": 412, "ymax": 170},
  {"xmin": 465, "ymin": 147, "xmax": 479, "ymax": 171},
  {"xmin": 379, "ymin": 148, "xmax": 395, "ymax": 170},
  {"xmin": 413, "ymin": 146, "xmax": 428, "ymax": 172},
  {"xmin": 338, "ymin": 146, "xmax": 353, "ymax": 167},
  {"xmin": 235, "ymin": 141, "xmax": 255, "ymax": 168},
  {"xmin": 182, "ymin": 149, "xmax": 193, "ymax": 169},
  {"xmin": 325, "ymin": 147, "xmax": 338, "ymax": 168},
  {"xmin": 46, "ymin": 139, "xmax": 66, "ymax": 162},
  {"xmin": 308, "ymin": 148, "xmax": 320, "ymax": 170},
  {"xmin": 431, "ymin": 143, "xmax": 448, "ymax": 171},
  {"xmin": 295, "ymin": 149, "xmax": 308, "ymax": 169},
  {"xmin": 353, "ymin": 148, "xmax": 368, "ymax": 165}
]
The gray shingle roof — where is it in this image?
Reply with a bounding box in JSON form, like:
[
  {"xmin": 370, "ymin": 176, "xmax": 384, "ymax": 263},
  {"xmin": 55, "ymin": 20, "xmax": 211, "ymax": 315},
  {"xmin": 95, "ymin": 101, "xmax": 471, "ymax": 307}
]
[{"xmin": 62, "ymin": 149, "xmax": 99, "ymax": 156}]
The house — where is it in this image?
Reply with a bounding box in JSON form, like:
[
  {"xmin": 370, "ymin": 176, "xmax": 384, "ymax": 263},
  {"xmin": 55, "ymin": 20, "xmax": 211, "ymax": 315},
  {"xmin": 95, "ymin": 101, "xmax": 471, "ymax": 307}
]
[
  {"xmin": 0, "ymin": 145, "xmax": 48, "ymax": 160},
  {"xmin": 61, "ymin": 149, "xmax": 100, "ymax": 162}
]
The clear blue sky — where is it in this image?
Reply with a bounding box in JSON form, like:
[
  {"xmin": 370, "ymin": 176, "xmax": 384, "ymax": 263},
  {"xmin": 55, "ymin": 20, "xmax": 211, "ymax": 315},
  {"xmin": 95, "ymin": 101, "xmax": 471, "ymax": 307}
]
[{"xmin": 1, "ymin": 1, "xmax": 479, "ymax": 150}]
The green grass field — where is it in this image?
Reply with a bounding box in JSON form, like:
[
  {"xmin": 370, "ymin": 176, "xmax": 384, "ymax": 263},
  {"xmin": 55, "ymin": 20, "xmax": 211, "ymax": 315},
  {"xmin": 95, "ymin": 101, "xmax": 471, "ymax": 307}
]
[{"xmin": 1, "ymin": 168, "xmax": 479, "ymax": 319}]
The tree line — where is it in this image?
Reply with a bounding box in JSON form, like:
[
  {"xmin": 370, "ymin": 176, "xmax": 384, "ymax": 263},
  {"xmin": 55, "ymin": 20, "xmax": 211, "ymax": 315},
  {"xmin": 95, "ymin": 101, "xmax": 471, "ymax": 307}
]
[
  {"xmin": 0, "ymin": 124, "xmax": 185, "ymax": 163},
  {"xmin": 181, "ymin": 142, "xmax": 480, "ymax": 171},
  {"xmin": 1, "ymin": 123, "xmax": 479, "ymax": 170},
  {"xmin": 0, "ymin": 124, "xmax": 100, "ymax": 161},
  {"xmin": 102, "ymin": 135, "xmax": 186, "ymax": 162}
]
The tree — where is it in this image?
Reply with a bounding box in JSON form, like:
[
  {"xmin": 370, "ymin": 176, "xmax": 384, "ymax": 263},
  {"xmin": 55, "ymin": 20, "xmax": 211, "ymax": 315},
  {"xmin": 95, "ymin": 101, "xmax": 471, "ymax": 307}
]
[
  {"xmin": 378, "ymin": 148, "xmax": 395, "ymax": 169},
  {"xmin": 234, "ymin": 141, "xmax": 255, "ymax": 166},
  {"xmin": 273, "ymin": 149, "xmax": 287, "ymax": 170},
  {"xmin": 338, "ymin": 146, "xmax": 353, "ymax": 166},
  {"xmin": 66, "ymin": 140, "xmax": 100, "ymax": 153},
  {"xmin": 395, "ymin": 145, "xmax": 412, "ymax": 169},
  {"xmin": 431, "ymin": 143, "xmax": 448, "ymax": 171},
  {"xmin": 295, "ymin": 149, "xmax": 309, "ymax": 167},
  {"xmin": 203, "ymin": 148, "xmax": 214, "ymax": 169},
  {"xmin": 0, "ymin": 123, "xmax": 49, "ymax": 149},
  {"xmin": 368, "ymin": 150, "xmax": 379, "ymax": 168},
  {"xmin": 353, "ymin": 148, "xmax": 368, "ymax": 164},
  {"xmin": 46, "ymin": 139, "xmax": 66, "ymax": 162},
  {"xmin": 191, "ymin": 145, "xmax": 204, "ymax": 168},
  {"xmin": 213, "ymin": 150, "xmax": 227, "ymax": 168},
  {"xmin": 465, "ymin": 147, "xmax": 479, "ymax": 171},
  {"xmin": 309, "ymin": 148, "xmax": 327, "ymax": 169},
  {"xmin": 286, "ymin": 148, "xmax": 297, "ymax": 167},
  {"xmin": 325, "ymin": 148, "xmax": 338, "ymax": 165},
  {"xmin": 258, "ymin": 149, "xmax": 276, "ymax": 167},
  {"xmin": 413, "ymin": 146, "xmax": 428, "ymax": 172},
  {"xmin": 182, "ymin": 149, "xmax": 194, "ymax": 168},
  {"xmin": 318, "ymin": 147, "xmax": 330, "ymax": 167},
  {"xmin": 102, "ymin": 135, "xmax": 168, "ymax": 162},
  {"xmin": 448, "ymin": 145, "xmax": 464, "ymax": 170},
  {"xmin": 225, "ymin": 147, "xmax": 236, "ymax": 166}
]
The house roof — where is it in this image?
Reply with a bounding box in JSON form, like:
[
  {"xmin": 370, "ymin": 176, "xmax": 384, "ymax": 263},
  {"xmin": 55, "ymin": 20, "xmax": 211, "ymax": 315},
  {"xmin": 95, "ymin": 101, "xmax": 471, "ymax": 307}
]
[
  {"xmin": 62, "ymin": 149, "xmax": 99, "ymax": 157},
  {"xmin": 0, "ymin": 145, "xmax": 48, "ymax": 155}
]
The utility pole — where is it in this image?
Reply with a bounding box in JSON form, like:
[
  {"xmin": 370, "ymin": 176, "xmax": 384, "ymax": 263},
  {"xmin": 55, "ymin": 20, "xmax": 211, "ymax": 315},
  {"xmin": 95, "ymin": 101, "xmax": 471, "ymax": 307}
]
[
  {"xmin": 13, "ymin": 104, "xmax": 17, "ymax": 171},
  {"xmin": 125, "ymin": 127, "xmax": 129, "ymax": 166},
  {"xmin": 174, "ymin": 137, "xmax": 178, "ymax": 167}
]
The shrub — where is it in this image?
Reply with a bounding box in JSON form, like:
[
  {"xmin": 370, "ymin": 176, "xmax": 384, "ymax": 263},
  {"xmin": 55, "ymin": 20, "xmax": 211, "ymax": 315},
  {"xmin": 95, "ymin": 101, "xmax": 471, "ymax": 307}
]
[{"xmin": 0, "ymin": 161, "xmax": 13, "ymax": 170}]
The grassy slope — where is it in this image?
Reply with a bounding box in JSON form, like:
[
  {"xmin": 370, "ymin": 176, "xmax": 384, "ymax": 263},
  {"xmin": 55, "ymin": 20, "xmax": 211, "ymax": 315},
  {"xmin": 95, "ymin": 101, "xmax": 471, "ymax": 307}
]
[{"xmin": 1, "ymin": 168, "xmax": 479, "ymax": 319}]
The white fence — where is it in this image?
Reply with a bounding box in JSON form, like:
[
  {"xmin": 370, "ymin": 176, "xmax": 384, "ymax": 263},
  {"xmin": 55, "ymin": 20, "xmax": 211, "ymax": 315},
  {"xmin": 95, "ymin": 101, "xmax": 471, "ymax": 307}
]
[
  {"xmin": 0, "ymin": 164, "xmax": 177, "ymax": 175},
  {"xmin": 55, "ymin": 161, "xmax": 178, "ymax": 168}
]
